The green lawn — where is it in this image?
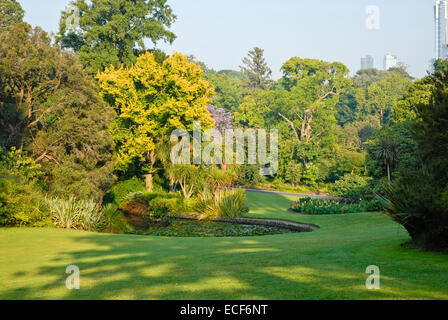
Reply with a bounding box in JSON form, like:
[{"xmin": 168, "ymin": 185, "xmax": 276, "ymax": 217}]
[{"xmin": 1, "ymin": 192, "xmax": 447, "ymax": 300}]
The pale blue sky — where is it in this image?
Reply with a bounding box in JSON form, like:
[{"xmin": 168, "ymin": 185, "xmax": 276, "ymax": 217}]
[{"xmin": 19, "ymin": 0, "xmax": 434, "ymax": 79}]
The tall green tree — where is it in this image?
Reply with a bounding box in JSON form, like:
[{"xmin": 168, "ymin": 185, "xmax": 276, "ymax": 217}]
[
  {"xmin": 393, "ymin": 77, "xmax": 434, "ymax": 122},
  {"xmin": 357, "ymin": 73, "xmax": 411, "ymax": 125},
  {"xmin": 0, "ymin": 22, "xmax": 116, "ymax": 201},
  {"xmin": 382, "ymin": 65, "xmax": 448, "ymax": 251},
  {"xmin": 240, "ymin": 47, "xmax": 272, "ymax": 90},
  {"xmin": 375, "ymin": 138, "xmax": 399, "ymax": 185},
  {"xmin": 205, "ymin": 72, "xmax": 247, "ymax": 113},
  {"xmin": 236, "ymin": 58, "xmax": 350, "ymax": 178},
  {"xmin": 366, "ymin": 122, "xmax": 418, "ymax": 183},
  {"xmin": 57, "ymin": 0, "xmax": 177, "ymax": 72},
  {"xmin": 0, "ymin": 0, "xmax": 24, "ymax": 29}
]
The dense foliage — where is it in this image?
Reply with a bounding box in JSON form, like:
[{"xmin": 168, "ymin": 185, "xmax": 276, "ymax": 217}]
[
  {"xmin": 98, "ymin": 52, "xmax": 215, "ymax": 192},
  {"xmin": 290, "ymin": 197, "xmax": 378, "ymax": 215},
  {"xmin": 1, "ymin": 1, "xmax": 447, "ymax": 251},
  {"xmin": 57, "ymin": 0, "xmax": 176, "ymax": 72},
  {"xmin": 381, "ymin": 65, "xmax": 448, "ymax": 251},
  {"xmin": 0, "ymin": 0, "xmax": 24, "ymax": 29},
  {"xmin": 135, "ymin": 220, "xmax": 291, "ymax": 237}
]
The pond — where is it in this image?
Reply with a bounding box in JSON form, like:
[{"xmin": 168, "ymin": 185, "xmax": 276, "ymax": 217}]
[{"xmin": 128, "ymin": 219, "xmax": 298, "ymax": 237}]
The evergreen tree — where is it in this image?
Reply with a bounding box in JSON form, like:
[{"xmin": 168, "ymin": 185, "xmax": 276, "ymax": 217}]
[
  {"xmin": 240, "ymin": 47, "xmax": 272, "ymax": 90},
  {"xmin": 0, "ymin": 23, "xmax": 116, "ymax": 201}
]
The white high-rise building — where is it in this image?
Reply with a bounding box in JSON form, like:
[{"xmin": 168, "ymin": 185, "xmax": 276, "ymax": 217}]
[
  {"xmin": 383, "ymin": 54, "xmax": 398, "ymax": 70},
  {"xmin": 435, "ymin": 0, "xmax": 448, "ymax": 60}
]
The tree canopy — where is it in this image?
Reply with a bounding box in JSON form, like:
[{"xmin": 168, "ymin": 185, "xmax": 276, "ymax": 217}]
[
  {"xmin": 97, "ymin": 52, "xmax": 215, "ymax": 191},
  {"xmin": 240, "ymin": 47, "xmax": 272, "ymax": 90},
  {"xmin": 57, "ymin": 0, "xmax": 177, "ymax": 72},
  {"xmin": 0, "ymin": 22, "xmax": 116, "ymax": 201},
  {"xmin": 0, "ymin": 0, "xmax": 24, "ymax": 29}
]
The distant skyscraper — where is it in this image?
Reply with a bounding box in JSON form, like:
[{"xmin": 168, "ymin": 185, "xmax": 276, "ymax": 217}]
[
  {"xmin": 383, "ymin": 54, "xmax": 398, "ymax": 70},
  {"xmin": 361, "ymin": 55, "xmax": 374, "ymax": 69},
  {"xmin": 435, "ymin": 0, "xmax": 448, "ymax": 59}
]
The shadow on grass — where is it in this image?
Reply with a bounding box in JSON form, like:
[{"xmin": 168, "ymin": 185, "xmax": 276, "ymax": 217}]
[{"xmin": 1, "ymin": 194, "xmax": 448, "ymax": 300}]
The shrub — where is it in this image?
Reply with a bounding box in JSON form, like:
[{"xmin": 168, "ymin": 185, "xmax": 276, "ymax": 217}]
[
  {"xmin": 47, "ymin": 197, "xmax": 84, "ymax": 230},
  {"xmin": 196, "ymin": 188, "xmax": 249, "ymax": 219},
  {"xmin": 380, "ymin": 169, "xmax": 448, "ymax": 251},
  {"xmin": 216, "ymin": 189, "xmax": 249, "ymax": 218},
  {"xmin": 79, "ymin": 200, "xmax": 105, "ymax": 232},
  {"xmin": 361, "ymin": 199, "xmax": 383, "ymax": 212},
  {"xmin": 290, "ymin": 197, "xmax": 365, "ymax": 215},
  {"xmin": 47, "ymin": 197, "xmax": 106, "ymax": 231},
  {"xmin": 236, "ymin": 164, "xmax": 265, "ymax": 185},
  {"xmin": 104, "ymin": 177, "xmax": 146, "ymax": 206},
  {"xmin": 101, "ymin": 204, "xmax": 129, "ymax": 233},
  {"xmin": 331, "ymin": 174, "xmax": 374, "ymax": 200},
  {"xmin": 121, "ymin": 191, "xmax": 183, "ymax": 221},
  {"xmin": 150, "ymin": 197, "xmax": 180, "ymax": 220},
  {"xmin": 0, "ymin": 174, "xmax": 49, "ymax": 226}
]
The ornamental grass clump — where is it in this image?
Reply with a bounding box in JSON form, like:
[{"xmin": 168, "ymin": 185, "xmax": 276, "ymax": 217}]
[
  {"xmin": 47, "ymin": 197, "xmax": 105, "ymax": 231},
  {"xmin": 196, "ymin": 188, "xmax": 249, "ymax": 219}
]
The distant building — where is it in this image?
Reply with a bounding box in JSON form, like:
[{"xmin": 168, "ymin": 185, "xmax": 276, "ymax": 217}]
[
  {"xmin": 361, "ymin": 55, "xmax": 374, "ymax": 69},
  {"xmin": 383, "ymin": 54, "xmax": 398, "ymax": 70},
  {"xmin": 435, "ymin": 0, "xmax": 448, "ymax": 59}
]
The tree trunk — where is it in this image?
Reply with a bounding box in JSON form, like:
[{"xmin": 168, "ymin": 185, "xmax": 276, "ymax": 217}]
[
  {"xmin": 387, "ymin": 163, "xmax": 391, "ymax": 186},
  {"xmin": 145, "ymin": 173, "xmax": 153, "ymax": 192},
  {"xmin": 380, "ymin": 108, "xmax": 384, "ymax": 126}
]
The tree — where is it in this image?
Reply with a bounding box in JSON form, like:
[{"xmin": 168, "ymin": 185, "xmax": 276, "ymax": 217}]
[
  {"xmin": 0, "ymin": 23, "xmax": 116, "ymax": 201},
  {"xmin": 0, "ymin": 0, "xmax": 24, "ymax": 29},
  {"xmin": 205, "ymin": 72, "xmax": 247, "ymax": 113},
  {"xmin": 166, "ymin": 165, "xmax": 203, "ymax": 199},
  {"xmin": 97, "ymin": 52, "xmax": 215, "ymax": 191},
  {"xmin": 375, "ymin": 138, "xmax": 399, "ymax": 185},
  {"xmin": 381, "ymin": 64, "xmax": 448, "ymax": 251},
  {"xmin": 238, "ymin": 58, "xmax": 350, "ymax": 167},
  {"xmin": 240, "ymin": 47, "xmax": 272, "ymax": 90},
  {"xmin": 57, "ymin": 0, "xmax": 177, "ymax": 72},
  {"xmin": 207, "ymin": 104, "xmax": 233, "ymax": 133},
  {"xmin": 366, "ymin": 122, "xmax": 418, "ymax": 182},
  {"xmin": 285, "ymin": 160, "xmax": 303, "ymax": 186},
  {"xmin": 413, "ymin": 68, "xmax": 448, "ymax": 185},
  {"xmin": 393, "ymin": 77, "xmax": 434, "ymax": 123},
  {"xmin": 0, "ymin": 23, "xmax": 59, "ymax": 148},
  {"xmin": 357, "ymin": 73, "xmax": 411, "ymax": 125}
]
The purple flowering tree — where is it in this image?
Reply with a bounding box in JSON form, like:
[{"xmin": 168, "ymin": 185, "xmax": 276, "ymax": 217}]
[{"xmin": 207, "ymin": 104, "xmax": 233, "ymax": 133}]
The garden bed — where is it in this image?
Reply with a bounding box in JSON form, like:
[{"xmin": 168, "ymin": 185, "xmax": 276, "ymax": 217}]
[
  {"xmin": 289, "ymin": 197, "xmax": 382, "ymax": 215},
  {"xmin": 129, "ymin": 220, "xmax": 296, "ymax": 237},
  {"xmin": 126, "ymin": 215, "xmax": 319, "ymax": 237}
]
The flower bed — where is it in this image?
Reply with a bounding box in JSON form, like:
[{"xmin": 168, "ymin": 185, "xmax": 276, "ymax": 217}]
[{"xmin": 289, "ymin": 197, "xmax": 366, "ymax": 215}]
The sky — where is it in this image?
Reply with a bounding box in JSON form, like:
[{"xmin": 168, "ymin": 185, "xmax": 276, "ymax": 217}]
[{"xmin": 19, "ymin": 0, "xmax": 434, "ymax": 79}]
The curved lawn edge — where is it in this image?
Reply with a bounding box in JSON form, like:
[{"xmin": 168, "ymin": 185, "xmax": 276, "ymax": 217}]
[{"xmin": 176, "ymin": 214, "xmax": 320, "ymax": 233}]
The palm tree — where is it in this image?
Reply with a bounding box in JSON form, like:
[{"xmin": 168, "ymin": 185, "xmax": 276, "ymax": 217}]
[{"xmin": 376, "ymin": 138, "xmax": 399, "ymax": 185}]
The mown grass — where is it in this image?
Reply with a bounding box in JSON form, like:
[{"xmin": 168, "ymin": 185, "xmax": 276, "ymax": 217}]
[{"xmin": 0, "ymin": 191, "xmax": 447, "ymax": 300}]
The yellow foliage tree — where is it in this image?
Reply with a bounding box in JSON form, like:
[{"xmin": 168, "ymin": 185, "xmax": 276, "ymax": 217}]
[{"xmin": 97, "ymin": 52, "xmax": 215, "ymax": 191}]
